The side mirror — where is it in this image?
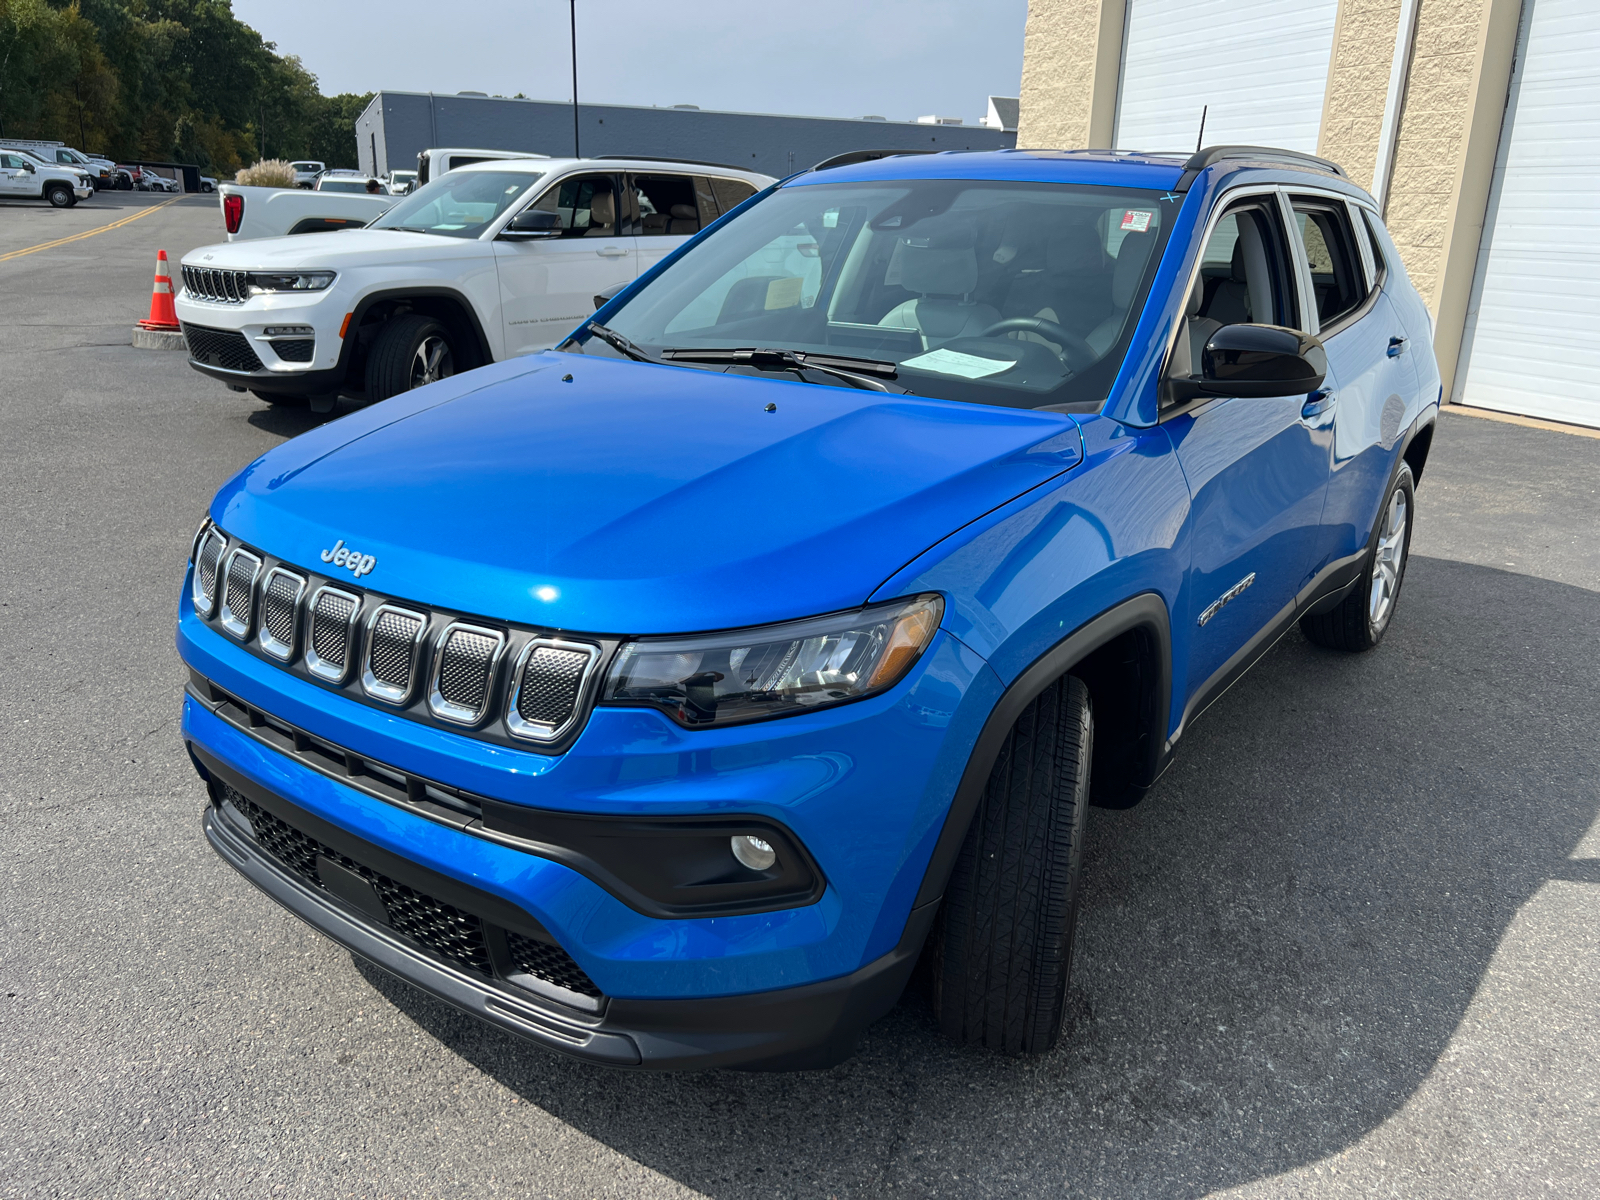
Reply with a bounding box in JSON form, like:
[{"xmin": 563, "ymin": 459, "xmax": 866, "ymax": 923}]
[
  {"xmin": 593, "ymin": 281, "xmax": 626, "ymax": 311},
  {"xmin": 499, "ymin": 209, "xmax": 563, "ymax": 240},
  {"xmin": 22, "ymin": 161, "xmax": 36, "ymax": 173},
  {"xmin": 1169, "ymin": 323, "xmax": 1327, "ymax": 403}
]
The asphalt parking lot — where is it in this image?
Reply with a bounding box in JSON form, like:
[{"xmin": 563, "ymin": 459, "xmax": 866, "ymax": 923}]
[{"xmin": 2, "ymin": 195, "xmax": 1597, "ymax": 1199}]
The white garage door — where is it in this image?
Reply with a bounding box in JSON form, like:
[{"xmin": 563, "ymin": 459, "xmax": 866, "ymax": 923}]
[
  {"xmin": 1457, "ymin": 0, "xmax": 1600, "ymax": 428},
  {"xmin": 1114, "ymin": 0, "xmax": 1339, "ymax": 155}
]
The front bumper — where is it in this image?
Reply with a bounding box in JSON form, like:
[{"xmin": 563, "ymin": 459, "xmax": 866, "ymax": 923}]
[
  {"xmin": 175, "ymin": 284, "xmax": 348, "ymax": 394},
  {"xmin": 198, "ymin": 742, "xmax": 937, "ymax": 1070}
]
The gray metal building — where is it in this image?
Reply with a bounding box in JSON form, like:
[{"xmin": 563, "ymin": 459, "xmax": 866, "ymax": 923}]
[{"xmin": 355, "ymin": 92, "xmax": 1016, "ymax": 180}]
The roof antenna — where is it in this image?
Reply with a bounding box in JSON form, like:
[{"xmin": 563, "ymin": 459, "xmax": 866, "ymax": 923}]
[
  {"xmin": 569, "ymin": 0, "xmax": 581, "ymax": 158},
  {"xmin": 1195, "ymin": 105, "xmax": 1208, "ymax": 154}
]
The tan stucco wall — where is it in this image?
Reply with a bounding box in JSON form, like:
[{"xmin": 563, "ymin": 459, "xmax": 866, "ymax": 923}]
[
  {"xmin": 1317, "ymin": 0, "xmax": 1406, "ymax": 192},
  {"xmin": 1016, "ymin": 0, "xmax": 1124, "ymax": 149}
]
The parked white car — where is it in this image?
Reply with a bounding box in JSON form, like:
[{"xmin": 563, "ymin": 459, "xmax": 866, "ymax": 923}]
[
  {"xmin": 289, "ymin": 160, "xmax": 325, "ymax": 189},
  {"xmin": 415, "ymin": 147, "xmax": 547, "ymax": 187},
  {"xmin": 216, "ymin": 182, "xmax": 396, "ymax": 241},
  {"xmin": 2, "ymin": 139, "xmax": 114, "ymax": 188},
  {"xmin": 385, "ymin": 169, "xmax": 418, "ymax": 195},
  {"xmin": 314, "ymin": 170, "xmax": 380, "ymax": 193},
  {"xmin": 176, "ymin": 157, "xmax": 770, "ymax": 408},
  {"xmin": 0, "ymin": 149, "xmax": 93, "ymax": 206}
]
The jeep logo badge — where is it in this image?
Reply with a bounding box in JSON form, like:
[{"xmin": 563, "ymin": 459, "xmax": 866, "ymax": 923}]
[{"xmin": 320, "ymin": 539, "xmax": 376, "ymax": 578}]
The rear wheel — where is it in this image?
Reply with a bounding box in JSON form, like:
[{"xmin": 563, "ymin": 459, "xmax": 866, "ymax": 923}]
[
  {"xmin": 45, "ymin": 182, "xmax": 74, "ymax": 208},
  {"xmin": 1301, "ymin": 463, "xmax": 1414, "ymax": 652},
  {"xmin": 930, "ymin": 675, "xmax": 1092, "ymax": 1055},
  {"xmin": 364, "ymin": 314, "xmax": 456, "ymax": 402}
]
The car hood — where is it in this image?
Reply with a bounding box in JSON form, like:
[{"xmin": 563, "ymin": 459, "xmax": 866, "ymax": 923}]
[
  {"xmin": 211, "ymin": 354, "xmax": 1084, "ymax": 634},
  {"xmin": 183, "ymin": 227, "xmax": 475, "ymax": 270}
]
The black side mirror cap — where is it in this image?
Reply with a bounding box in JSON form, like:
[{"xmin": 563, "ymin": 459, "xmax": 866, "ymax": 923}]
[
  {"xmin": 500, "ymin": 209, "xmax": 563, "ymax": 239},
  {"xmin": 593, "ymin": 281, "xmax": 626, "ymax": 311},
  {"xmin": 1169, "ymin": 323, "xmax": 1327, "ymax": 403}
]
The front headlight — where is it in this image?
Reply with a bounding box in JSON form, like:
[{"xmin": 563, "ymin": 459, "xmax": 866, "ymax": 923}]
[
  {"xmin": 247, "ymin": 271, "xmax": 336, "ymax": 293},
  {"xmin": 603, "ymin": 594, "xmax": 943, "ymax": 728}
]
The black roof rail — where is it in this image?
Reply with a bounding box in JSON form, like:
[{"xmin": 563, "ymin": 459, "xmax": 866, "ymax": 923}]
[
  {"xmin": 591, "ymin": 154, "xmax": 750, "ymax": 172},
  {"xmin": 1175, "ymin": 144, "xmax": 1347, "ymax": 191},
  {"xmin": 810, "ymin": 148, "xmax": 939, "ymax": 172}
]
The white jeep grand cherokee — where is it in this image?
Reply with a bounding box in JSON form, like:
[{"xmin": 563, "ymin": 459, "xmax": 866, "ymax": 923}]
[{"xmin": 175, "ymin": 157, "xmax": 772, "ymax": 410}]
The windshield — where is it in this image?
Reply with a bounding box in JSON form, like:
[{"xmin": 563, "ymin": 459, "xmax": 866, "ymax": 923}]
[
  {"xmin": 587, "ymin": 178, "xmax": 1176, "ymax": 410},
  {"xmin": 368, "ymin": 169, "xmax": 542, "ymax": 239},
  {"xmin": 318, "ymin": 179, "xmax": 371, "ymax": 192}
]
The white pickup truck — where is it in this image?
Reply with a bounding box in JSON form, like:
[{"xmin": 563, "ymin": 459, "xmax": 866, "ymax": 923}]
[
  {"xmin": 177, "ymin": 157, "xmax": 770, "ymax": 410},
  {"xmin": 218, "ymin": 182, "xmax": 397, "ymax": 242}
]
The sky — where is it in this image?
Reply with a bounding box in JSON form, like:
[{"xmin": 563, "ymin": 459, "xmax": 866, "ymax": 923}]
[{"xmin": 232, "ymin": 0, "xmax": 1028, "ymax": 126}]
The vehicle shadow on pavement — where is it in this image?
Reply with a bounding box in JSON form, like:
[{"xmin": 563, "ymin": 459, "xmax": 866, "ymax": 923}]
[{"xmin": 358, "ymin": 553, "xmax": 1600, "ymax": 1198}]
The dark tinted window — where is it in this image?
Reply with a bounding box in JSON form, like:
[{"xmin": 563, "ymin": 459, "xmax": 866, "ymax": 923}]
[
  {"xmin": 709, "ymin": 177, "xmax": 758, "ymax": 213},
  {"xmin": 528, "ymin": 173, "xmax": 621, "ymax": 237},
  {"xmin": 692, "ymin": 177, "xmax": 720, "ymax": 227},
  {"xmin": 1292, "ymin": 198, "xmax": 1366, "ymax": 327},
  {"xmin": 632, "ymin": 174, "xmax": 702, "ymax": 236},
  {"xmin": 1362, "ymin": 209, "xmax": 1390, "ymax": 281}
]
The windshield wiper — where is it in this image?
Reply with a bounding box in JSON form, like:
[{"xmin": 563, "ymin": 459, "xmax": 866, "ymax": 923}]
[
  {"xmin": 659, "ymin": 347, "xmax": 906, "ymax": 393},
  {"xmin": 583, "ymin": 321, "xmax": 655, "ymax": 362}
]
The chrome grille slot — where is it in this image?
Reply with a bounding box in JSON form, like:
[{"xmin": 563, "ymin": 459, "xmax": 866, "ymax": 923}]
[
  {"xmin": 362, "ymin": 605, "xmax": 426, "ymax": 704},
  {"xmin": 306, "ymin": 586, "xmax": 360, "ymax": 682},
  {"xmin": 257, "ymin": 568, "xmax": 306, "ymax": 661},
  {"xmin": 218, "ymin": 549, "xmax": 262, "ymax": 639},
  {"xmin": 182, "ymin": 266, "xmax": 250, "ymax": 304},
  {"xmin": 429, "ymin": 623, "xmax": 506, "ymax": 725},
  {"xmin": 508, "ymin": 640, "xmax": 598, "ymax": 742},
  {"xmin": 192, "ymin": 527, "xmax": 227, "ymax": 617}
]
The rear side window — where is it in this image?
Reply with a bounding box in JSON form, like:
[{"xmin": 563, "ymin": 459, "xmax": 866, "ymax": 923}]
[
  {"xmin": 632, "ymin": 174, "xmax": 702, "ymax": 236},
  {"xmin": 1291, "ymin": 198, "xmax": 1367, "ymax": 328},
  {"xmin": 708, "ymin": 177, "xmax": 758, "ymax": 213}
]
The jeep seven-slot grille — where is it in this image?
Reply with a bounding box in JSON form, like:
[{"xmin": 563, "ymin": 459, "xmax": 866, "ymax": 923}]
[
  {"xmin": 220, "ymin": 551, "xmax": 261, "ymax": 636},
  {"xmin": 517, "ymin": 647, "xmax": 589, "ymax": 726},
  {"xmin": 368, "ymin": 609, "xmax": 424, "ymax": 691},
  {"xmin": 181, "ymin": 266, "xmax": 249, "ymax": 303},
  {"xmin": 195, "ymin": 529, "xmax": 225, "ymax": 612},
  {"xmin": 182, "ymin": 322, "xmax": 264, "ymax": 372},
  {"xmin": 218, "ymin": 782, "xmax": 601, "ymax": 997},
  {"xmin": 310, "ymin": 589, "xmax": 358, "ymax": 672},
  {"xmin": 262, "ymin": 572, "xmax": 302, "ymax": 648},
  {"xmin": 438, "ymin": 627, "xmax": 499, "ymax": 712}
]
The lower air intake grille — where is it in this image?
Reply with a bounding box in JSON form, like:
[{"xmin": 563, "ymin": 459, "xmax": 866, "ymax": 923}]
[
  {"xmin": 273, "ymin": 338, "xmax": 314, "ymax": 363},
  {"xmin": 223, "ymin": 784, "xmax": 492, "ymax": 973},
  {"xmin": 506, "ymin": 930, "xmax": 603, "ymax": 997},
  {"xmin": 517, "ymin": 647, "xmax": 589, "ymax": 726},
  {"xmin": 182, "ymin": 323, "xmax": 264, "ymax": 373}
]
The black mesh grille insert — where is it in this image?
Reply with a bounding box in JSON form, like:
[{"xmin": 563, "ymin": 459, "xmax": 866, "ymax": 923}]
[
  {"xmin": 273, "ymin": 338, "xmax": 314, "ymax": 363},
  {"xmin": 262, "ymin": 572, "xmax": 301, "ymax": 647},
  {"xmin": 438, "ymin": 628, "xmax": 499, "ymax": 712},
  {"xmin": 182, "ymin": 323, "xmax": 264, "ymax": 372},
  {"xmin": 506, "ymin": 930, "xmax": 603, "ymax": 997},
  {"xmin": 369, "ymin": 609, "xmax": 424, "ymax": 689},
  {"xmin": 517, "ymin": 647, "xmax": 589, "ymax": 726},
  {"xmin": 223, "ymin": 553, "xmax": 258, "ymax": 629},
  {"xmin": 197, "ymin": 533, "xmax": 223, "ymax": 605},
  {"xmin": 311, "ymin": 590, "xmax": 357, "ymax": 668},
  {"xmin": 222, "ymin": 784, "xmax": 492, "ymax": 973}
]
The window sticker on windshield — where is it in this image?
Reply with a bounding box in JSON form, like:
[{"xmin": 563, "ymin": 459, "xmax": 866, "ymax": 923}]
[
  {"xmin": 900, "ymin": 348, "xmax": 1017, "ymax": 380},
  {"xmin": 764, "ymin": 277, "xmax": 804, "ymax": 310},
  {"xmin": 823, "ymin": 209, "xmax": 839, "ymax": 228},
  {"xmin": 1120, "ymin": 209, "xmax": 1153, "ymax": 232}
]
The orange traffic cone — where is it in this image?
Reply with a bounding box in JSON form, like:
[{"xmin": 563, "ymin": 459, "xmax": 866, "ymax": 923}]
[{"xmin": 138, "ymin": 249, "xmax": 180, "ymax": 331}]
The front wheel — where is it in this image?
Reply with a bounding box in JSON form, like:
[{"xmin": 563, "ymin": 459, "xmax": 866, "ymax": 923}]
[
  {"xmin": 930, "ymin": 674, "xmax": 1093, "ymax": 1055},
  {"xmin": 1301, "ymin": 463, "xmax": 1415, "ymax": 651},
  {"xmin": 364, "ymin": 314, "xmax": 456, "ymax": 402},
  {"xmin": 45, "ymin": 182, "xmax": 74, "ymax": 208}
]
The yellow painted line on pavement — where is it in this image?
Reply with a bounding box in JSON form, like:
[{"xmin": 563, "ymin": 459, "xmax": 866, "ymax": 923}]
[
  {"xmin": 1444, "ymin": 403, "xmax": 1600, "ymax": 441},
  {"xmin": 0, "ymin": 196, "xmax": 187, "ymax": 262}
]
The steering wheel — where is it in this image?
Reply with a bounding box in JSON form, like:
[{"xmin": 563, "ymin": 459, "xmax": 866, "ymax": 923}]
[{"xmin": 975, "ymin": 317, "xmax": 1097, "ymax": 372}]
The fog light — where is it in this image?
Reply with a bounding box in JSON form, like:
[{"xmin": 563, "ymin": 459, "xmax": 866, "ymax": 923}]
[{"xmin": 731, "ymin": 834, "xmax": 776, "ymax": 871}]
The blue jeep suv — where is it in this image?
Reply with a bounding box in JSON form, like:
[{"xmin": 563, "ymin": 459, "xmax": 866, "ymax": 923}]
[{"xmin": 180, "ymin": 145, "xmax": 1439, "ymax": 1069}]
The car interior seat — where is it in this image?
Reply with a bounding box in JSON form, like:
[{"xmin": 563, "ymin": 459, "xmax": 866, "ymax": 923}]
[
  {"xmin": 1173, "ymin": 210, "xmax": 1276, "ymax": 378},
  {"xmin": 1085, "ymin": 231, "xmax": 1157, "ymax": 356},
  {"xmin": 1001, "ymin": 223, "xmax": 1110, "ymax": 354},
  {"xmin": 584, "ymin": 189, "xmax": 617, "ymax": 236},
  {"xmin": 876, "ymin": 230, "xmax": 1002, "ymax": 349}
]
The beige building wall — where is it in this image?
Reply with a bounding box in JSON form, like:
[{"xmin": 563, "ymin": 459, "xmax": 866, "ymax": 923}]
[
  {"xmin": 1016, "ymin": 0, "xmax": 1124, "ymax": 149},
  {"xmin": 1317, "ymin": 0, "xmax": 1406, "ymax": 194}
]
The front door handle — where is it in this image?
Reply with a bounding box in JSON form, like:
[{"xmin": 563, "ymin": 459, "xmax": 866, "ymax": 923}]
[
  {"xmin": 1387, "ymin": 336, "xmax": 1408, "ymax": 357},
  {"xmin": 596, "ymin": 246, "xmax": 629, "ymax": 258},
  {"xmin": 1302, "ymin": 389, "xmax": 1337, "ymax": 419}
]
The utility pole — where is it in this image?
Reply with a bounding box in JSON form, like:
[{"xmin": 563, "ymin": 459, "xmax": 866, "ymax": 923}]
[{"xmin": 570, "ymin": 0, "xmax": 580, "ymax": 158}]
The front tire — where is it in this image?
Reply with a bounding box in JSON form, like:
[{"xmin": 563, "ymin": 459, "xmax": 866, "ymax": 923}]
[
  {"xmin": 45, "ymin": 182, "xmax": 74, "ymax": 208},
  {"xmin": 1301, "ymin": 463, "xmax": 1415, "ymax": 651},
  {"xmin": 930, "ymin": 675, "xmax": 1092, "ymax": 1055},
  {"xmin": 364, "ymin": 314, "xmax": 456, "ymax": 402}
]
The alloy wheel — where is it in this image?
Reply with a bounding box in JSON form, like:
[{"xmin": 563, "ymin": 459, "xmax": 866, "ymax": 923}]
[
  {"xmin": 1368, "ymin": 485, "xmax": 1409, "ymax": 630},
  {"xmin": 408, "ymin": 335, "xmax": 453, "ymax": 389}
]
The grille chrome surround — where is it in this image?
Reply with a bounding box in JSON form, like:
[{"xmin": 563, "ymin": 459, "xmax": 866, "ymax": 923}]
[
  {"xmin": 257, "ymin": 568, "xmax": 307, "ymax": 661},
  {"xmin": 218, "ymin": 549, "xmax": 263, "ymax": 639},
  {"xmin": 362, "ymin": 604, "xmax": 428, "ymax": 705},
  {"xmin": 507, "ymin": 638, "xmax": 600, "ymax": 743},
  {"xmin": 192, "ymin": 527, "xmax": 228, "ymax": 617},
  {"xmin": 305, "ymin": 585, "xmax": 361, "ymax": 682},
  {"xmin": 181, "ymin": 265, "xmax": 250, "ymax": 304},
  {"xmin": 428, "ymin": 622, "xmax": 508, "ymax": 726}
]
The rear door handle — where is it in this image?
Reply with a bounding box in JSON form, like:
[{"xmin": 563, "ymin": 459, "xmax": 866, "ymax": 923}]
[
  {"xmin": 1302, "ymin": 389, "xmax": 1337, "ymax": 419},
  {"xmin": 1387, "ymin": 336, "xmax": 1408, "ymax": 357},
  {"xmin": 596, "ymin": 246, "xmax": 629, "ymax": 258}
]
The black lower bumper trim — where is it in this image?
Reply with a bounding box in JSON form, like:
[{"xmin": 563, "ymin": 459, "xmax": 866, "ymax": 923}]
[{"xmin": 194, "ymin": 746, "xmax": 936, "ymax": 1070}]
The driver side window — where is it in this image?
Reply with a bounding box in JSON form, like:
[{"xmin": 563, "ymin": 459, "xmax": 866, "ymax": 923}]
[
  {"xmin": 1171, "ymin": 199, "xmax": 1299, "ymax": 379},
  {"xmin": 528, "ymin": 173, "xmax": 621, "ymax": 238}
]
